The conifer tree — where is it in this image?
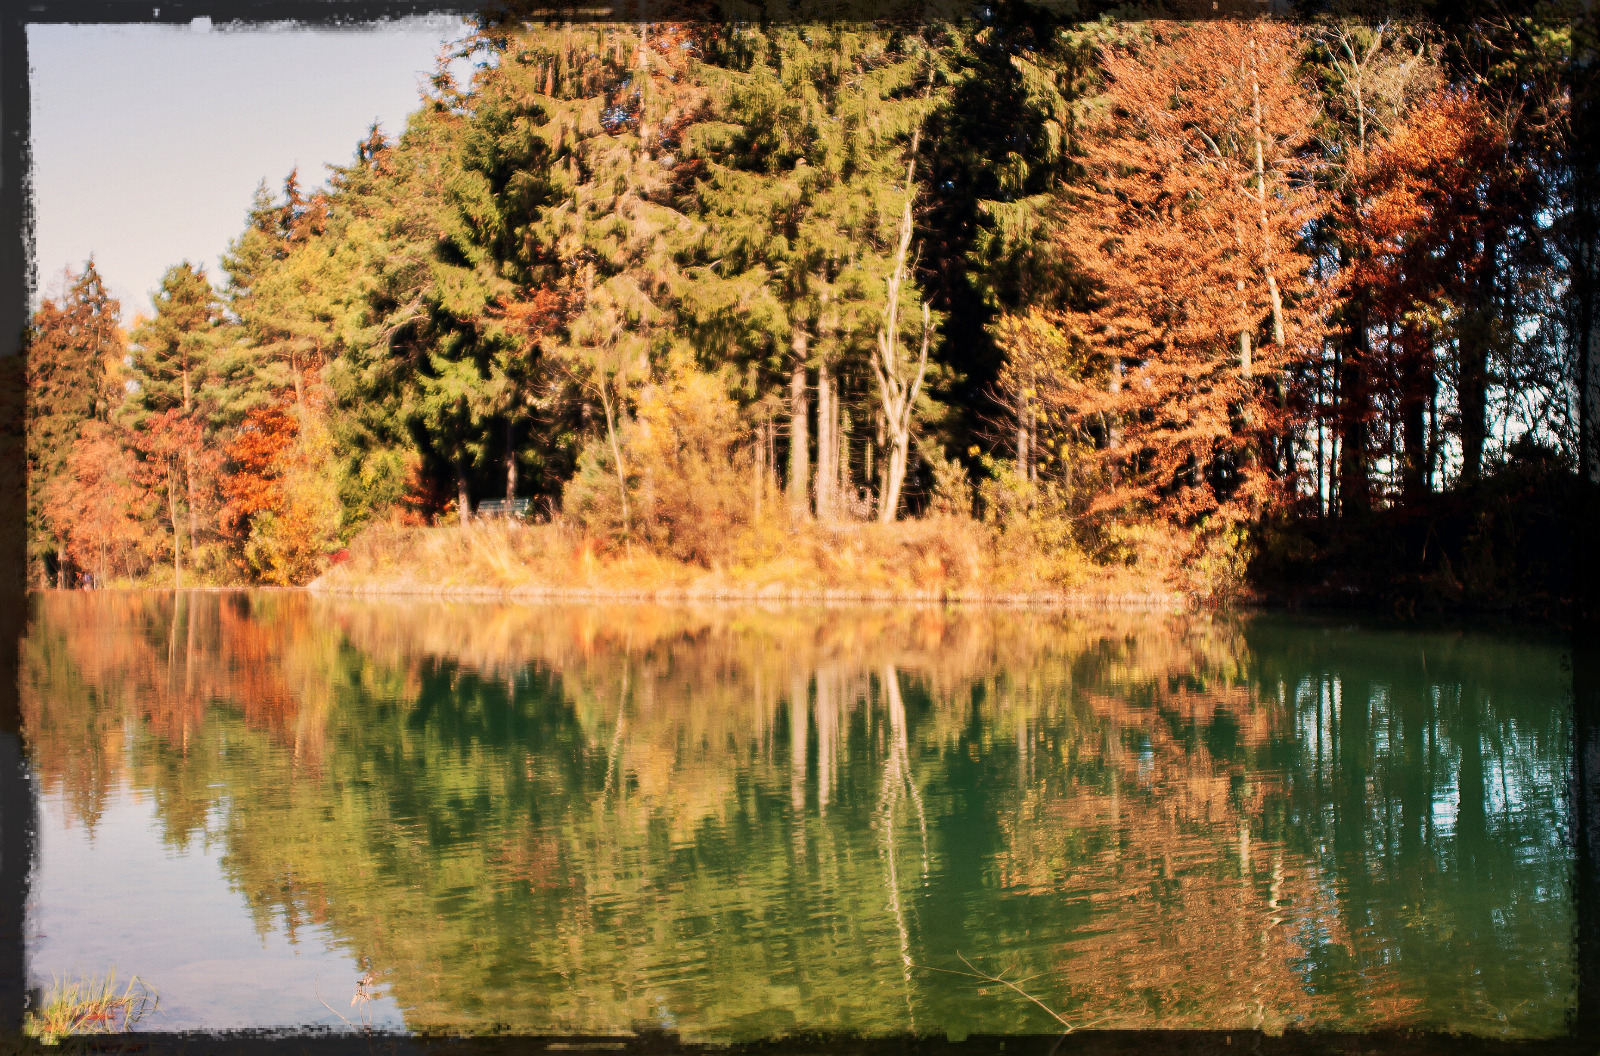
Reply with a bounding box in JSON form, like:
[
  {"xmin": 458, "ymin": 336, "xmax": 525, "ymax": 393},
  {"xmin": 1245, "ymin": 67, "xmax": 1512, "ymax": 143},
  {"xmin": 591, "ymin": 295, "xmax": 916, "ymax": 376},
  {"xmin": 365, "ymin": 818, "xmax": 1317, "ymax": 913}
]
[
  {"xmin": 680, "ymin": 23, "xmax": 944, "ymax": 521},
  {"xmin": 130, "ymin": 262, "xmax": 227, "ymax": 571}
]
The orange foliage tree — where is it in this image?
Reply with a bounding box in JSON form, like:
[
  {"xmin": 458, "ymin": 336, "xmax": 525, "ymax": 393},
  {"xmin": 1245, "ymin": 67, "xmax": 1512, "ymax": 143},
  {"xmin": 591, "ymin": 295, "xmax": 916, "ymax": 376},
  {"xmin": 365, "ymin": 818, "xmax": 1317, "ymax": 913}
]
[
  {"xmin": 219, "ymin": 399, "xmax": 341, "ymax": 584},
  {"xmin": 1339, "ymin": 89, "xmax": 1508, "ymax": 502},
  {"xmin": 220, "ymin": 404, "xmax": 299, "ymax": 557},
  {"xmin": 1010, "ymin": 21, "xmax": 1327, "ymax": 524},
  {"xmin": 129, "ymin": 408, "xmax": 207, "ymax": 586},
  {"xmin": 41, "ymin": 421, "xmax": 157, "ymax": 585}
]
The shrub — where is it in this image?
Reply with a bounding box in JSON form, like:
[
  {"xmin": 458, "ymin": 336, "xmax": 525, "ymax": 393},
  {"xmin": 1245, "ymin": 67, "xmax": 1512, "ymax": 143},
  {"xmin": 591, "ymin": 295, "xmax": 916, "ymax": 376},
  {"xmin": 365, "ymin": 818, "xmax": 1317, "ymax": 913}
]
[{"xmin": 565, "ymin": 367, "xmax": 758, "ymax": 565}]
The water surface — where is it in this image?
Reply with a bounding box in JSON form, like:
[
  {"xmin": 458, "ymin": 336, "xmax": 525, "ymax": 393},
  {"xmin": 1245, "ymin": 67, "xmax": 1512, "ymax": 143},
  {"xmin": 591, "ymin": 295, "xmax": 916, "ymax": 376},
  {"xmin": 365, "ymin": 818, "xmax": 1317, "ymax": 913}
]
[{"xmin": 22, "ymin": 592, "xmax": 1575, "ymax": 1038}]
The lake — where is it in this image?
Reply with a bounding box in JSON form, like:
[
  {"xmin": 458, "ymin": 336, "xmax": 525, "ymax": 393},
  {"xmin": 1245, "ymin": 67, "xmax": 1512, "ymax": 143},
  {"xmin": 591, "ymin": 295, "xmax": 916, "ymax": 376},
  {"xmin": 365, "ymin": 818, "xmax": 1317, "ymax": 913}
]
[{"xmin": 20, "ymin": 591, "xmax": 1576, "ymax": 1038}]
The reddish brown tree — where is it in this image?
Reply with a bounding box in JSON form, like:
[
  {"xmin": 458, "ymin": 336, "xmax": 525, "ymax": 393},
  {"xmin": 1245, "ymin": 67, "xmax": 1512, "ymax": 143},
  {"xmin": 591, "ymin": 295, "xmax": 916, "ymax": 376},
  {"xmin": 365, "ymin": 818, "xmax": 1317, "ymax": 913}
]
[
  {"xmin": 219, "ymin": 404, "xmax": 300, "ymax": 558},
  {"xmin": 129, "ymin": 409, "xmax": 207, "ymax": 586},
  {"xmin": 1025, "ymin": 21, "xmax": 1327, "ymax": 524},
  {"xmin": 41, "ymin": 421, "xmax": 156, "ymax": 585},
  {"xmin": 1339, "ymin": 89, "xmax": 1508, "ymax": 502}
]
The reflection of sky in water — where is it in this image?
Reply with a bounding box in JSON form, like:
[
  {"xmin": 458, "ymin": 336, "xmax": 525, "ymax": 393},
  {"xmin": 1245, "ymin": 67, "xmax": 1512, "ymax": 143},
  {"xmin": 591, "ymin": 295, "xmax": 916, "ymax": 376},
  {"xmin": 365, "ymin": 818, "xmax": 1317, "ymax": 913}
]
[{"xmin": 30, "ymin": 788, "xmax": 404, "ymax": 1032}]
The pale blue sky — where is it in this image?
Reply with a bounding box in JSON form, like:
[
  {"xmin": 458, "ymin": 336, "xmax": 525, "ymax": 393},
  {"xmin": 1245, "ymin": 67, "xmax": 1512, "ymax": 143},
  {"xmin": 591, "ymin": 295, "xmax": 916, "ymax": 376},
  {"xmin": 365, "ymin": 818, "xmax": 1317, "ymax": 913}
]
[{"xmin": 28, "ymin": 15, "xmax": 474, "ymax": 320}]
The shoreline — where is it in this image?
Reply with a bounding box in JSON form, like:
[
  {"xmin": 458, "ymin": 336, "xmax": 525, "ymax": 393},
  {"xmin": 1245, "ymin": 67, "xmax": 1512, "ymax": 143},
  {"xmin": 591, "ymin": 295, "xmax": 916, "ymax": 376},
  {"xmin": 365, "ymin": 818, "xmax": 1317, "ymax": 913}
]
[{"xmin": 302, "ymin": 576, "xmax": 1195, "ymax": 611}]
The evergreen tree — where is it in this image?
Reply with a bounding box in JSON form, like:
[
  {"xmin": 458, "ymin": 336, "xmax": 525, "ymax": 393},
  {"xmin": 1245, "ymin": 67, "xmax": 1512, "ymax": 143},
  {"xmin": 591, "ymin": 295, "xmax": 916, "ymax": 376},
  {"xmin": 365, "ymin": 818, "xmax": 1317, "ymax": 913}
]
[
  {"xmin": 680, "ymin": 22, "xmax": 945, "ymax": 520},
  {"xmin": 130, "ymin": 262, "xmax": 228, "ymax": 574}
]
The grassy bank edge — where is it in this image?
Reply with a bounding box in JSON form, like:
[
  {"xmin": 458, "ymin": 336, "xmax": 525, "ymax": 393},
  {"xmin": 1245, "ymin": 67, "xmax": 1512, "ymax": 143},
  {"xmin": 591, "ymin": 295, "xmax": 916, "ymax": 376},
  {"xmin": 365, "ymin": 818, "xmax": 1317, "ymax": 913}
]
[{"xmin": 303, "ymin": 576, "xmax": 1192, "ymax": 611}]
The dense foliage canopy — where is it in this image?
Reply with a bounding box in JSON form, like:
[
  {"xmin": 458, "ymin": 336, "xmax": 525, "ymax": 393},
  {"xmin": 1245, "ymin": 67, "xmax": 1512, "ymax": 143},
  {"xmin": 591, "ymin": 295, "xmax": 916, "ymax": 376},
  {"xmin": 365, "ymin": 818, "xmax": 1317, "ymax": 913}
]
[{"xmin": 25, "ymin": 5, "xmax": 1589, "ymax": 606}]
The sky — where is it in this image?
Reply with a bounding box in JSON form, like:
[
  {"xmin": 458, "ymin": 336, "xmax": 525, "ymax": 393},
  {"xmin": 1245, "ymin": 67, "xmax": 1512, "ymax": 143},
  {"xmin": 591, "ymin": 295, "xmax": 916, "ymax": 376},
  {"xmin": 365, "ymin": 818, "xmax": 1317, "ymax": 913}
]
[{"xmin": 28, "ymin": 15, "xmax": 474, "ymax": 321}]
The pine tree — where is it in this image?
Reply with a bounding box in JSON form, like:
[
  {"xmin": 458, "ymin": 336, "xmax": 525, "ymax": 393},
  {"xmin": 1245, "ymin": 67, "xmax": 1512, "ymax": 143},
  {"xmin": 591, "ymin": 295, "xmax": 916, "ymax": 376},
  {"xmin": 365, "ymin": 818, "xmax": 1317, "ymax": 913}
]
[
  {"xmin": 679, "ymin": 23, "xmax": 945, "ymax": 521},
  {"xmin": 130, "ymin": 261, "xmax": 227, "ymax": 574}
]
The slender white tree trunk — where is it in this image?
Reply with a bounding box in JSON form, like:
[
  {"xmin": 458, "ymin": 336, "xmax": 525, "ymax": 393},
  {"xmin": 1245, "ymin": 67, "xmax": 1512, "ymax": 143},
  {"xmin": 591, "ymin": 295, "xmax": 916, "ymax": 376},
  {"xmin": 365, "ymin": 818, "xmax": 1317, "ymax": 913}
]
[
  {"xmin": 597, "ymin": 376, "xmax": 630, "ymax": 534},
  {"xmin": 788, "ymin": 336, "xmax": 811, "ymax": 520},
  {"xmin": 817, "ymin": 361, "xmax": 836, "ymax": 521},
  {"xmin": 872, "ymin": 124, "xmax": 931, "ymax": 524}
]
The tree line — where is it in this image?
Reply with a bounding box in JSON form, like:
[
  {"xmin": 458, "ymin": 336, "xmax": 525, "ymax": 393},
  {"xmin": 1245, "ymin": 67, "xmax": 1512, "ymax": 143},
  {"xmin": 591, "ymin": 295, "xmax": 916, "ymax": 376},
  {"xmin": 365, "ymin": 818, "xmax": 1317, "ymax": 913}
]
[{"xmin": 25, "ymin": 5, "xmax": 1584, "ymax": 593}]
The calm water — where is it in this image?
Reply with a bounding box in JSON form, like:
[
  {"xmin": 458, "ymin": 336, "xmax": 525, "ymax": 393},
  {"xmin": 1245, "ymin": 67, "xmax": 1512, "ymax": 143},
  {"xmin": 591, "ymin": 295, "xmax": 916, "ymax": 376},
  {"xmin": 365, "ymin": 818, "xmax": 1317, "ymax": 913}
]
[{"xmin": 21, "ymin": 592, "xmax": 1575, "ymax": 1038}]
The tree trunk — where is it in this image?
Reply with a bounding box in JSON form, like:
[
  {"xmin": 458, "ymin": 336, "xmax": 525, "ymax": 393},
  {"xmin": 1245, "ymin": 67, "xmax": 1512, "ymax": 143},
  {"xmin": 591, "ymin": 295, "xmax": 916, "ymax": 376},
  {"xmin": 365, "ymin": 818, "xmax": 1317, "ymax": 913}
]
[
  {"xmin": 169, "ymin": 469, "xmax": 182, "ymax": 588},
  {"xmin": 1458, "ymin": 327, "xmax": 1490, "ymax": 484},
  {"xmin": 505, "ymin": 418, "xmax": 518, "ymax": 502},
  {"xmin": 1251, "ymin": 39, "xmax": 1287, "ymax": 350},
  {"xmin": 816, "ymin": 361, "xmax": 836, "ymax": 521},
  {"xmin": 1399, "ymin": 328, "xmax": 1430, "ymax": 505},
  {"xmin": 839, "ymin": 409, "xmax": 852, "ymax": 516},
  {"xmin": 456, "ymin": 462, "xmax": 471, "ymax": 530},
  {"xmin": 597, "ymin": 376, "xmax": 631, "ymax": 535},
  {"xmin": 1458, "ymin": 230, "xmax": 1499, "ymax": 484},
  {"xmin": 1016, "ymin": 393, "xmax": 1030, "ymax": 482},
  {"xmin": 788, "ymin": 342, "xmax": 810, "ymax": 520},
  {"xmin": 1108, "ymin": 358, "xmax": 1124, "ymax": 454},
  {"xmin": 1338, "ymin": 302, "xmax": 1372, "ymax": 518},
  {"xmin": 185, "ymin": 452, "xmax": 197, "ymax": 559},
  {"xmin": 880, "ymin": 437, "xmax": 910, "ymax": 524},
  {"xmin": 754, "ymin": 417, "xmax": 766, "ymax": 521},
  {"xmin": 871, "ymin": 121, "xmax": 930, "ymax": 525},
  {"xmin": 767, "ymin": 415, "xmax": 778, "ymax": 497}
]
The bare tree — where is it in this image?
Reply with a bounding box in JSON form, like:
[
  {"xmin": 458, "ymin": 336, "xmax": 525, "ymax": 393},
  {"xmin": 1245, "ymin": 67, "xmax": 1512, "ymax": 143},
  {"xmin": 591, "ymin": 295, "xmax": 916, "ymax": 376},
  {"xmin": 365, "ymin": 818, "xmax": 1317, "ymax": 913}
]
[{"xmin": 872, "ymin": 123, "xmax": 932, "ymax": 524}]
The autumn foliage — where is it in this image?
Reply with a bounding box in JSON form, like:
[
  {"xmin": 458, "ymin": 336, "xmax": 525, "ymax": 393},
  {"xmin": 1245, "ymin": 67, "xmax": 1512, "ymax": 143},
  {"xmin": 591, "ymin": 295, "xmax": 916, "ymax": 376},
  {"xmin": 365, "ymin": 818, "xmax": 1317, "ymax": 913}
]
[
  {"xmin": 1005, "ymin": 22, "xmax": 1326, "ymax": 524},
  {"xmin": 24, "ymin": 16, "xmax": 1577, "ymax": 602}
]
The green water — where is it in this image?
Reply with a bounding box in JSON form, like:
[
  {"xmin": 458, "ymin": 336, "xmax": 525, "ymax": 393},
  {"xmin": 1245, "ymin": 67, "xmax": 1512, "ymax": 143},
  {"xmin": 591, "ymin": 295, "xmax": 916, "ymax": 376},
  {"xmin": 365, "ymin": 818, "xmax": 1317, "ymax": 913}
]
[{"xmin": 22, "ymin": 592, "xmax": 1575, "ymax": 1037}]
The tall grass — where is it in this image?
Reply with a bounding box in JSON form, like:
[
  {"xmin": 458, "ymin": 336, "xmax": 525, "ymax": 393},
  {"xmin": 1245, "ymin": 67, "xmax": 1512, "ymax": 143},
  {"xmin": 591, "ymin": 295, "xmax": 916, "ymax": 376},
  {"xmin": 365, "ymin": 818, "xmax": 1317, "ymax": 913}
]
[
  {"xmin": 23, "ymin": 972, "xmax": 157, "ymax": 1045},
  {"xmin": 312, "ymin": 510, "xmax": 1207, "ymax": 604}
]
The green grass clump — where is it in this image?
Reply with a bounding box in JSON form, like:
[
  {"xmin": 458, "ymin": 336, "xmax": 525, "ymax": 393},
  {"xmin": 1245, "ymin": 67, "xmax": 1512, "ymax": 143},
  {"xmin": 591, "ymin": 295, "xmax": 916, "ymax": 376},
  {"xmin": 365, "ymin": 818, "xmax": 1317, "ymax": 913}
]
[{"xmin": 23, "ymin": 971, "xmax": 157, "ymax": 1045}]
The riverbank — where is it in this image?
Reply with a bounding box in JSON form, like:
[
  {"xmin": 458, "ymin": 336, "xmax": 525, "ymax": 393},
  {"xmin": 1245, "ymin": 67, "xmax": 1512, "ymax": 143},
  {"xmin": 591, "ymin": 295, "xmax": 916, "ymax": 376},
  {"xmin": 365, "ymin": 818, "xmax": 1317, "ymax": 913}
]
[{"xmin": 306, "ymin": 516, "xmax": 1204, "ymax": 610}]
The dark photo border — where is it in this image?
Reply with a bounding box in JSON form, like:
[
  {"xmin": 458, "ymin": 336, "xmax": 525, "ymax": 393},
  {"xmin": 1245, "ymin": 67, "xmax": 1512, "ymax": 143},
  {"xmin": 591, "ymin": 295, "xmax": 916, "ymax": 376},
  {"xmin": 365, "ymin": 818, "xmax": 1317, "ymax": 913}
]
[{"xmin": 2, "ymin": 1, "xmax": 1595, "ymax": 1052}]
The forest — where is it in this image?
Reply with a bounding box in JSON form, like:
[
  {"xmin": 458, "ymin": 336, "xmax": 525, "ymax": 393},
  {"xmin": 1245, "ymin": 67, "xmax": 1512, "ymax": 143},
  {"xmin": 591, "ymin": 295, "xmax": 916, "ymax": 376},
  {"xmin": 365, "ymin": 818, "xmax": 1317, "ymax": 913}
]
[{"xmin": 23, "ymin": 3, "xmax": 1591, "ymax": 612}]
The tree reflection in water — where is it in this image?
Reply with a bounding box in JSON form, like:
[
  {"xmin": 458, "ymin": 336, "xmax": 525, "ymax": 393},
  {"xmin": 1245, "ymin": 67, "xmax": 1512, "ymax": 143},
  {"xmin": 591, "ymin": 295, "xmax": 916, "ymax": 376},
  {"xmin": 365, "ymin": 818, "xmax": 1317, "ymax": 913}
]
[{"xmin": 22, "ymin": 592, "xmax": 1574, "ymax": 1039}]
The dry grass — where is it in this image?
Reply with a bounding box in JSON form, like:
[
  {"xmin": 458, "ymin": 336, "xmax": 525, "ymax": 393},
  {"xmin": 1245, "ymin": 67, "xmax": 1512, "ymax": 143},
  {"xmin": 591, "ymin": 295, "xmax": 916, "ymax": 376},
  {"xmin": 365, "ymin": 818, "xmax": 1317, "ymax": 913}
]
[{"xmin": 312, "ymin": 512, "xmax": 1204, "ymax": 607}]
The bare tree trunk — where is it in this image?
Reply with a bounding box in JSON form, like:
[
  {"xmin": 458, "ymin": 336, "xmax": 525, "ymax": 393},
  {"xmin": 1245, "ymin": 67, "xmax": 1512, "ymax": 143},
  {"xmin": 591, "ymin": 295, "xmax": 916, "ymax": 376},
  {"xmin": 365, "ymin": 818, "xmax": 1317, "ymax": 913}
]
[
  {"xmin": 1108, "ymin": 358, "xmax": 1124, "ymax": 452},
  {"xmin": 754, "ymin": 417, "xmax": 765, "ymax": 522},
  {"xmin": 169, "ymin": 468, "xmax": 182, "ymax": 588},
  {"xmin": 185, "ymin": 453, "xmax": 197, "ymax": 559},
  {"xmin": 1250, "ymin": 37, "xmax": 1287, "ymax": 350},
  {"xmin": 817, "ymin": 361, "xmax": 836, "ymax": 521},
  {"xmin": 872, "ymin": 123, "xmax": 931, "ymax": 525},
  {"xmin": 597, "ymin": 377, "xmax": 631, "ymax": 535},
  {"xmin": 767, "ymin": 415, "xmax": 778, "ymax": 497},
  {"xmin": 788, "ymin": 340, "xmax": 811, "ymax": 520},
  {"xmin": 505, "ymin": 418, "xmax": 518, "ymax": 502},
  {"xmin": 181, "ymin": 366, "xmax": 198, "ymax": 568},
  {"xmin": 839, "ymin": 408, "xmax": 852, "ymax": 516},
  {"xmin": 456, "ymin": 461, "xmax": 471, "ymax": 530},
  {"xmin": 1016, "ymin": 394, "xmax": 1030, "ymax": 481}
]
